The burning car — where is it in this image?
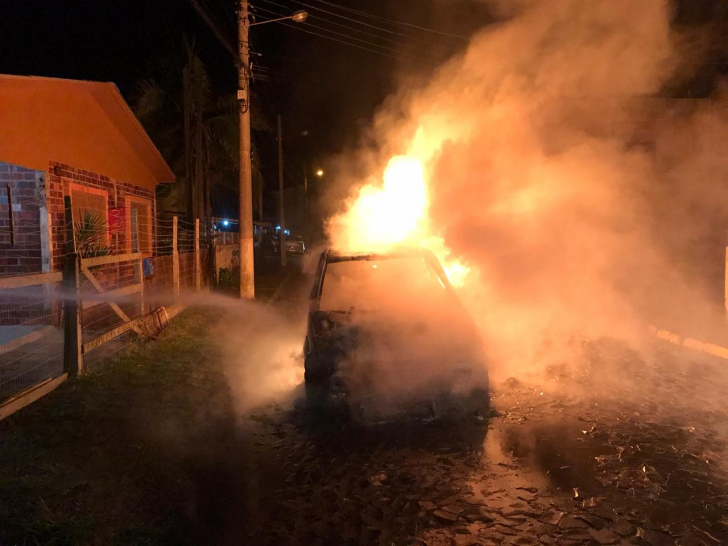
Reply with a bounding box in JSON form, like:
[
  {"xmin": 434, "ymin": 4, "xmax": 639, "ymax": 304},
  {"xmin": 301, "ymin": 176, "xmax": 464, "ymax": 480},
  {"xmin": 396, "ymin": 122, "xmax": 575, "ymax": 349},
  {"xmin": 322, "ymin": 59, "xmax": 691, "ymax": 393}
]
[{"xmin": 304, "ymin": 248, "xmax": 490, "ymax": 421}]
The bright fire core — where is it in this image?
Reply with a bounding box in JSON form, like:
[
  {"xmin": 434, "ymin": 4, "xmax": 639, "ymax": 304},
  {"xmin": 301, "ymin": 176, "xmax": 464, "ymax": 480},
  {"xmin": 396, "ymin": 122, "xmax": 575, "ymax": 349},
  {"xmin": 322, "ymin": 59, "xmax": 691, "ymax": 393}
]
[{"xmin": 330, "ymin": 155, "xmax": 470, "ymax": 287}]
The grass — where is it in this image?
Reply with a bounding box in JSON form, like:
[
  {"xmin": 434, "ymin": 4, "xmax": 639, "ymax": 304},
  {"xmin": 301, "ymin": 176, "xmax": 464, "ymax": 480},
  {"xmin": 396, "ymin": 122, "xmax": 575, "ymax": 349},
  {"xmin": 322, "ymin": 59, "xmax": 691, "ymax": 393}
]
[
  {"xmin": 0, "ymin": 308, "xmax": 238, "ymax": 545},
  {"xmin": 216, "ymin": 259, "xmax": 293, "ymax": 301}
]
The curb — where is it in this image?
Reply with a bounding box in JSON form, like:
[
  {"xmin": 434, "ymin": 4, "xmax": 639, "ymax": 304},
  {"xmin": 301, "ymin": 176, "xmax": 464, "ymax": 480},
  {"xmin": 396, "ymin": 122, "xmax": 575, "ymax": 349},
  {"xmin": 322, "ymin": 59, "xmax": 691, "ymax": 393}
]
[{"xmin": 648, "ymin": 324, "xmax": 728, "ymax": 360}]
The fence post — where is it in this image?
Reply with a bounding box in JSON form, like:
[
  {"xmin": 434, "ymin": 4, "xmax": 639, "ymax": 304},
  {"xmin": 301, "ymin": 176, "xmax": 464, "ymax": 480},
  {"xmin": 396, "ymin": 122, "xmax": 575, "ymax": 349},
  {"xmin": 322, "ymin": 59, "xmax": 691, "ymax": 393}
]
[
  {"xmin": 212, "ymin": 224, "xmax": 218, "ymax": 287},
  {"xmin": 172, "ymin": 215, "xmax": 180, "ymax": 296},
  {"xmin": 194, "ymin": 218, "xmax": 201, "ymax": 291},
  {"xmin": 139, "ymin": 256, "xmax": 146, "ymax": 315},
  {"xmin": 40, "ymin": 210, "xmax": 54, "ymax": 312},
  {"xmin": 62, "ymin": 196, "xmax": 83, "ymax": 376}
]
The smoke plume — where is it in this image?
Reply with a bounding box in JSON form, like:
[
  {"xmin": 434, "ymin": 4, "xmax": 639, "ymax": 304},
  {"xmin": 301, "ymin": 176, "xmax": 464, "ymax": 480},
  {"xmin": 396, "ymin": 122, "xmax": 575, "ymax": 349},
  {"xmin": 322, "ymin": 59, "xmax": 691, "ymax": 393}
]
[{"xmin": 322, "ymin": 0, "xmax": 728, "ymax": 381}]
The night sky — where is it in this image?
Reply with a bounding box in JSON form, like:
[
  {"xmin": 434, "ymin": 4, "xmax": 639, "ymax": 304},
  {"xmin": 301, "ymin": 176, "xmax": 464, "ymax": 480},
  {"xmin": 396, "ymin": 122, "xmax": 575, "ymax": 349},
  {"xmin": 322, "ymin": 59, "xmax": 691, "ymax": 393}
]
[
  {"xmin": 1, "ymin": 0, "xmax": 725, "ymax": 202},
  {"xmin": 0, "ymin": 0, "xmax": 490, "ymax": 196}
]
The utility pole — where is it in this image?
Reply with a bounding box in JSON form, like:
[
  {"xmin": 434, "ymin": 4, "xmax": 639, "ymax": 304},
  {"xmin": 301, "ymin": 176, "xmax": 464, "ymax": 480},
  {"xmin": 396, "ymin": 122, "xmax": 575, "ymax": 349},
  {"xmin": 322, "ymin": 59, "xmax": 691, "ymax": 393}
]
[
  {"xmin": 238, "ymin": 0, "xmax": 255, "ymax": 298},
  {"xmin": 277, "ymin": 114, "xmax": 287, "ymax": 267},
  {"xmin": 303, "ymin": 162, "xmax": 308, "ymax": 246}
]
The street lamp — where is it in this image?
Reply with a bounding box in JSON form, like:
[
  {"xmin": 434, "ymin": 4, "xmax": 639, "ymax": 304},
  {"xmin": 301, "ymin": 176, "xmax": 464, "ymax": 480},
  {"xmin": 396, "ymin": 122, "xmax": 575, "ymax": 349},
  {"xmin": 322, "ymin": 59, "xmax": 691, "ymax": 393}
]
[
  {"xmin": 316, "ymin": 169, "xmax": 324, "ymax": 177},
  {"xmin": 291, "ymin": 10, "xmax": 309, "ymax": 23},
  {"xmin": 250, "ymin": 9, "xmax": 308, "ymax": 26}
]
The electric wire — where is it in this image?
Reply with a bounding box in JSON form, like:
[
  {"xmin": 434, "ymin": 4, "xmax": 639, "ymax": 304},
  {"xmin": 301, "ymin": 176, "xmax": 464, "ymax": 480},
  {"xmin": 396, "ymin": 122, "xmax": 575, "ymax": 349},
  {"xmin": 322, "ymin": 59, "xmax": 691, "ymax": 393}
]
[
  {"xmin": 263, "ymin": 17, "xmax": 434, "ymax": 65},
  {"xmin": 257, "ymin": 0, "xmax": 447, "ymax": 59},
  {"xmin": 310, "ymin": 0, "xmax": 471, "ymax": 41},
  {"xmin": 252, "ymin": 66, "xmax": 377, "ymax": 95},
  {"xmin": 253, "ymin": 4, "xmax": 420, "ymax": 58},
  {"xmin": 252, "ymin": 4, "xmax": 440, "ymax": 66},
  {"xmin": 188, "ymin": 0, "xmax": 244, "ymax": 69},
  {"xmin": 285, "ymin": 0, "xmax": 402, "ymax": 35}
]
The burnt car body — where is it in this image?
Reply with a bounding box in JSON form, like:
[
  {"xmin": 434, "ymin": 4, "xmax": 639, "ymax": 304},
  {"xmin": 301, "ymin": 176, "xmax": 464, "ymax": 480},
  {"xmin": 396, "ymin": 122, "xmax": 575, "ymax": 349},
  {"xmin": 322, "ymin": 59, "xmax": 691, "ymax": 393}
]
[{"xmin": 304, "ymin": 248, "xmax": 490, "ymax": 420}]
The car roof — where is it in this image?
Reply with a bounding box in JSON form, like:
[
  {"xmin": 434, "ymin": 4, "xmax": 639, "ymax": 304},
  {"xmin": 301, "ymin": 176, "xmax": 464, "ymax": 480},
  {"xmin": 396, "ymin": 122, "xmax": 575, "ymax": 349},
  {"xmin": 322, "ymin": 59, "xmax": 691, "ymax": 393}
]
[{"xmin": 325, "ymin": 247, "xmax": 436, "ymax": 263}]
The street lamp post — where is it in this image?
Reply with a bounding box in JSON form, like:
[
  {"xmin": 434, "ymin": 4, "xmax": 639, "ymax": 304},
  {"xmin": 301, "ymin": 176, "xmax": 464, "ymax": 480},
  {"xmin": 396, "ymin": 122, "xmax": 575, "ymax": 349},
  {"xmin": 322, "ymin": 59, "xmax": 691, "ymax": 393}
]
[
  {"xmin": 238, "ymin": 1, "xmax": 307, "ymax": 296},
  {"xmin": 309, "ymin": 168, "xmax": 323, "ymax": 244},
  {"xmin": 277, "ymin": 128, "xmax": 310, "ymax": 265},
  {"xmin": 251, "ymin": 10, "xmax": 308, "ymax": 26},
  {"xmin": 303, "ymin": 163, "xmax": 308, "ymax": 246},
  {"xmin": 277, "ymin": 114, "xmax": 286, "ymax": 267}
]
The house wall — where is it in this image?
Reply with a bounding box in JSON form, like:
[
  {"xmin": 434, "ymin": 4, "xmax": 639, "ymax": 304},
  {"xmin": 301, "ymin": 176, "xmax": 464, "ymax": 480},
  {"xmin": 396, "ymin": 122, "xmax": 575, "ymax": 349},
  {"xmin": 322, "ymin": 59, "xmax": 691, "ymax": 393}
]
[
  {"xmin": 0, "ymin": 162, "xmax": 45, "ymax": 275},
  {"xmin": 46, "ymin": 161, "xmax": 156, "ymax": 290}
]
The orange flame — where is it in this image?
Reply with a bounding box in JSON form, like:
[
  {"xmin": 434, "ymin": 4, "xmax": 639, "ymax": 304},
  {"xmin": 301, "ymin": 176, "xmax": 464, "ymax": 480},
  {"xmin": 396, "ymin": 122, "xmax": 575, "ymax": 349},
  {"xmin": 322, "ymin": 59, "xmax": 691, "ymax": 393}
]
[{"xmin": 328, "ymin": 155, "xmax": 470, "ymax": 286}]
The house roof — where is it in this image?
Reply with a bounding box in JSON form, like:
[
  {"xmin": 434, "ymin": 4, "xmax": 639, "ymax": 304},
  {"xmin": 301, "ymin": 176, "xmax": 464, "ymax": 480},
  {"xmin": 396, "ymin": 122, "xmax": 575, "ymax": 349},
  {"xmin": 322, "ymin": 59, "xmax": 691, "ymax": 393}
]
[{"xmin": 0, "ymin": 75, "xmax": 174, "ymax": 189}]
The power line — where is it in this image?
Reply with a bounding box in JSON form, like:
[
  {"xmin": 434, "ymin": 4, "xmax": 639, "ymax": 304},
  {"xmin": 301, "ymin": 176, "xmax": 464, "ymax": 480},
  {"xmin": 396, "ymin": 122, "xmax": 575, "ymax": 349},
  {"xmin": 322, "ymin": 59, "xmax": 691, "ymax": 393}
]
[
  {"xmin": 262, "ymin": 0, "xmax": 400, "ymax": 36},
  {"xmin": 253, "ymin": 66, "xmax": 374, "ymax": 94},
  {"xmin": 248, "ymin": 59, "xmax": 281, "ymax": 124},
  {"xmin": 204, "ymin": 0, "xmax": 238, "ymax": 38},
  {"xmin": 280, "ymin": 20, "xmax": 431, "ymax": 66},
  {"xmin": 253, "ymin": 4, "xmax": 435, "ymax": 64},
  {"xmin": 256, "ymin": 0, "xmax": 447, "ymax": 60},
  {"xmin": 260, "ymin": 0, "xmax": 466, "ymax": 55},
  {"xmin": 251, "ymin": 4, "xmax": 436, "ymax": 66},
  {"xmin": 252, "ymin": 50, "xmax": 412, "ymax": 76},
  {"xmin": 259, "ymin": 2, "xmax": 400, "ymax": 46},
  {"xmin": 188, "ymin": 0, "xmax": 244, "ymax": 69},
  {"xmin": 311, "ymin": 0, "xmax": 471, "ymax": 41}
]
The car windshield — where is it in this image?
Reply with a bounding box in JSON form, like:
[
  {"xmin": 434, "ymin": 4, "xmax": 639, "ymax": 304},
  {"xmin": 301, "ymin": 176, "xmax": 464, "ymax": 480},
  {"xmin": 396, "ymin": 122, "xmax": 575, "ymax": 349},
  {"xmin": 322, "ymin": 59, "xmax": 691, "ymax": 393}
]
[{"xmin": 319, "ymin": 255, "xmax": 448, "ymax": 312}]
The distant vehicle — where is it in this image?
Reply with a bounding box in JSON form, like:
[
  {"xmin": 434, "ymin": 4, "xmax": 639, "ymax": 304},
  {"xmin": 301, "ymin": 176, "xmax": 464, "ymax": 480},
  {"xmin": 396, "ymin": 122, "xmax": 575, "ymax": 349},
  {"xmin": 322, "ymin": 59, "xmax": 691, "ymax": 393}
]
[
  {"xmin": 304, "ymin": 248, "xmax": 490, "ymax": 421},
  {"xmin": 268, "ymin": 234, "xmax": 305, "ymax": 257},
  {"xmin": 285, "ymin": 235, "xmax": 305, "ymax": 256}
]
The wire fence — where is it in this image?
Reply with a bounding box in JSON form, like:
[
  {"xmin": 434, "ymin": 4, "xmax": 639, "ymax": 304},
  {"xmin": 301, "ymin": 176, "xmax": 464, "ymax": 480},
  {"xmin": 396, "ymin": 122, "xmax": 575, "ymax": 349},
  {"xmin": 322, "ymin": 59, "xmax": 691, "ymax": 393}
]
[
  {"xmin": 0, "ymin": 281, "xmax": 64, "ymax": 403},
  {"xmin": 0, "ymin": 215, "xmax": 215, "ymax": 406}
]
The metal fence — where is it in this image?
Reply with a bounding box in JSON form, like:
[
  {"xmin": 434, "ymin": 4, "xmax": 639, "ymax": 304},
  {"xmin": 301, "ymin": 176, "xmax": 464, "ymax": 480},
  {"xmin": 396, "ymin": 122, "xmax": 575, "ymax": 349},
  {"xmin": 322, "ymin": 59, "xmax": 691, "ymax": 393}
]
[
  {"xmin": 0, "ymin": 215, "xmax": 213, "ymax": 417},
  {"xmin": 0, "ymin": 274, "xmax": 64, "ymax": 405}
]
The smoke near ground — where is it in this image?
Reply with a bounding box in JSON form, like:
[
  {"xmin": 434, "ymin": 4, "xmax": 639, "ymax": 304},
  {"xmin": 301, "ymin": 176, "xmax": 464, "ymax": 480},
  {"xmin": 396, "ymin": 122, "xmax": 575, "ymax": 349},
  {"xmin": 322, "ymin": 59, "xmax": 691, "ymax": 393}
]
[
  {"xmin": 323, "ymin": 0, "xmax": 728, "ymax": 382},
  {"xmin": 181, "ymin": 293, "xmax": 306, "ymax": 412}
]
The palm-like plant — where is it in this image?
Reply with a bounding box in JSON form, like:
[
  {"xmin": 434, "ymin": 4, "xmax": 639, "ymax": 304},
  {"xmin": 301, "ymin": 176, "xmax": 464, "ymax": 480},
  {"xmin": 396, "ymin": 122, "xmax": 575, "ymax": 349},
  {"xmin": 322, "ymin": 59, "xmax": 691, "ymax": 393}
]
[
  {"xmin": 74, "ymin": 210, "xmax": 110, "ymax": 258},
  {"xmin": 132, "ymin": 41, "xmax": 271, "ymax": 223}
]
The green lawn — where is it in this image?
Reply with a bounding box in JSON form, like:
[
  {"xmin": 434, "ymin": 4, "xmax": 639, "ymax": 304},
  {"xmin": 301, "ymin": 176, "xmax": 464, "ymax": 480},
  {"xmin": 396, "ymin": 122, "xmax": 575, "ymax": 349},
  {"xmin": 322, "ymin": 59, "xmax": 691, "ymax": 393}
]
[{"xmin": 0, "ymin": 308, "xmax": 242, "ymax": 545}]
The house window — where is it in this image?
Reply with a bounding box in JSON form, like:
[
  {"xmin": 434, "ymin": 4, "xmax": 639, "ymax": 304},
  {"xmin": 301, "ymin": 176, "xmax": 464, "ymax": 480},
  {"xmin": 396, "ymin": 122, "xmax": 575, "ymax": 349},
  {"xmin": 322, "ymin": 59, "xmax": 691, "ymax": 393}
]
[
  {"xmin": 125, "ymin": 196, "xmax": 153, "ymax": 254},
  {"xmin": 69, "ymin": 183, "xmax": 109, "ymax": 248}
]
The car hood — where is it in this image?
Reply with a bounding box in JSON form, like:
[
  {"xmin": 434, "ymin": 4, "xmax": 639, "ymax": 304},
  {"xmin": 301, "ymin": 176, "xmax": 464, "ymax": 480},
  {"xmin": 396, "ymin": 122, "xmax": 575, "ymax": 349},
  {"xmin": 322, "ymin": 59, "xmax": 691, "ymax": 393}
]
[{"xmin": 312, "ymin": 307, "xmax": 485, "ymax": 367}]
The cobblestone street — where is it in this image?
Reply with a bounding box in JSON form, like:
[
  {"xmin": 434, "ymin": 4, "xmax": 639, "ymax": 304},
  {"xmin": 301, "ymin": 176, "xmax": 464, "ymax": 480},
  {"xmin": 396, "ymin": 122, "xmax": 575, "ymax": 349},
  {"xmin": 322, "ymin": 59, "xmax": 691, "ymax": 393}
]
[
  {"xmin": 239, "ymin": 339, "xmax": 728, "ymax": 546},
  {"xmin": 2, "ymin": 305, "xmax": 727, "ymax": 545}
]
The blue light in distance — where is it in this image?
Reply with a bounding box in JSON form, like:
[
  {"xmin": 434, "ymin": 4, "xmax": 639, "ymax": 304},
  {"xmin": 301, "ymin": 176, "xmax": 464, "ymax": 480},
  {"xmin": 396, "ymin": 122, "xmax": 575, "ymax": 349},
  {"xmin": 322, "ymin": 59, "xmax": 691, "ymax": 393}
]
[{"xmin": 222, "ymin": 220, "xmax": 229, "ymax": 227}]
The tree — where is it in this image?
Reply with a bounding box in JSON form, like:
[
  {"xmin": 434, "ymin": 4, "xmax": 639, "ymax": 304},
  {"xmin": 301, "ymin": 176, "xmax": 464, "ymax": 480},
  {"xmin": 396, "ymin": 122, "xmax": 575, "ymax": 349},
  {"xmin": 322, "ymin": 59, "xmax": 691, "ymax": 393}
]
[{"xmin": 132, "ymin": 41, "xmax": 270, "ymax": 224}]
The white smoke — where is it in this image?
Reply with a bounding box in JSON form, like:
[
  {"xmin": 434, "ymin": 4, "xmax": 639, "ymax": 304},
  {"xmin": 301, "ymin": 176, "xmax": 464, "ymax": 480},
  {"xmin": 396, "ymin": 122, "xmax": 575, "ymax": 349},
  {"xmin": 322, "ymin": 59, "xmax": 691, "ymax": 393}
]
[{"xmin": 322, "ymin": 0, "xmax": 728, "ymax": 381}]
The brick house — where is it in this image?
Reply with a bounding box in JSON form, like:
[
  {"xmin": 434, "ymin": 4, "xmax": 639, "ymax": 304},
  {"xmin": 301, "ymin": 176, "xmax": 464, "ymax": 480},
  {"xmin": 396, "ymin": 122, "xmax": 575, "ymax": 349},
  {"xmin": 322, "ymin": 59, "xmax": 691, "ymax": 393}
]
[{"xmin": 0, "ymin": 75, "xmax": 174, "ymax": 277}]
